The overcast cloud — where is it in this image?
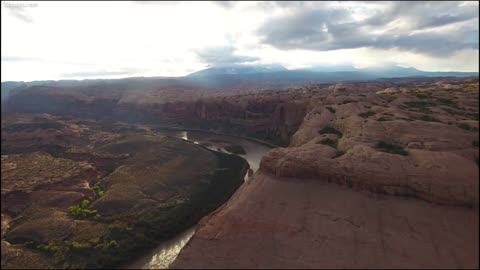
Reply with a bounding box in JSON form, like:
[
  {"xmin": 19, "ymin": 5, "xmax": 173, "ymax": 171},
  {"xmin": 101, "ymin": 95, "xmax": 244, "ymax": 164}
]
[
  {"xmin": 258, "ymin": 1, "xmax": 479, "ymax": 56},
  {"xmin": 1, "ymin": 1, "xmax": 478, "ymax": 81},
  {"xmin": 195, "ymin": 46, "xmax": 260, "ymax": 66}
]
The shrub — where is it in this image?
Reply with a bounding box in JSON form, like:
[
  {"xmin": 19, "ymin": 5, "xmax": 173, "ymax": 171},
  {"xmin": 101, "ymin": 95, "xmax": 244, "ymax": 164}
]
[
  {"xmin": 107, "ymin": 240, "xmax": 119, "ymax": 249},
  {"xmin": 375, "ymin": 141, "xmax": 408, "ymax": 156},
  {"xmin": 69, "ymin": 205, "xmax": 82, "ymax": 216},
  {"xmin": 318, "ymin": 126, "xmax": 342, "ymax": 136},
  {"xmin": 435, "ymin": 97, "xmax": 457, "ymax": 107},
  {"xmin": 224, "ymin": 144, "xmax": 246, "ymax": 155},
  {"xmin": 417, "ymin": 115, "xmax": 439, "ymax": 122},
  {"xmin": 457, "ymin": 123, "xmax": 478, "ymax": 131},
  {"xmin": 325, "ymin": 106, "xmax": 336, "ymax": 113},
  {"xmin": 377, "ymin": 117, "xmax": 387, "ymax": 121},
  {"xmin": 466, "ymin": 112, "xmax": 479, "ymax": 120},
  {"xmin": 107, "ymin": 222, "xmax": 127, "ymax": 239},
  {"xmin": 71, "ymin": 241, "xmax": 92, "ymax": 250},
  {"xmin": 318, "ymin": 138, "xmax": 337, "ymax": 148},
  {"xmin": 37, "ymin": 241, "xmax": 60, "ymax": 253},
  {"xmin": 69, "ymin": 199, "xmax": 98, "ymax": 219},
  {"xmin": 89, "ymin": 238, "xmax": 101, "ymax": 245},
  {"xmin": 358, "ymin": 111, "xmax": 375, "ymax": 118},
  {"xmin": 404, "ymin": 100, "xmax": 434, "ymax": 107},
  {"xmin": 415, "ymin": 93, "xmax": 429, "ymax": 99},
  {"xmin": 403, "ymin": 101, "xmax": 434, "ymax": 114},
  {"xmin": 80, "ymin": 199, "xmax": 90, "ymax": 208},
  {"xmin": 93, "ymin": 183, "xmax": 105, "ymax": 197}
]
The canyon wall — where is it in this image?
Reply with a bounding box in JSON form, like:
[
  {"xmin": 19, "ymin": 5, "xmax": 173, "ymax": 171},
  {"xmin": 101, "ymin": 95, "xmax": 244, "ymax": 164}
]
[
  {"xmin": 172, "ymin": 78, "xmax": 479, "ymax": 269},
  {"xmin": 4, "ymin": 87, "xmax": 310, "ymax": 146},
  {"xmin": 2, "ymin": 77, "xmax": 479, "ymax": 268}
]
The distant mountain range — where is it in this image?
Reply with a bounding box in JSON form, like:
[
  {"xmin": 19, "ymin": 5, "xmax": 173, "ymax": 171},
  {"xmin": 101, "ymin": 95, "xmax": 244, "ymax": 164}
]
[
  {"xmin": 188, "ymin": 64, "xmax": 288, "ymax": 77},
  {"xmin": 181, "ymin": 64, "xmax": 478, "ymax": 90},
  {"xmin": 187, "ymin": 64, "xmax": 478, "ymax": 78},
  {"xmin": 2, "ymin": 64, "xmax": 478, "ymax": 103}
]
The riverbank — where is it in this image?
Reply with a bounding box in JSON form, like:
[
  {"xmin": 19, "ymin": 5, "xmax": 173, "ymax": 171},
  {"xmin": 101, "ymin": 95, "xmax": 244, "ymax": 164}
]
[
  {"xmin": 150, "ymin": 125, "xmax": 280, "ymax": 149},
  {"xmin": 1, "ymin": 116, "xmax": 250, "ymax": 269},
  {"xmin": 123, "ymin": 127, "xmax": 274, "ymax": 268}
]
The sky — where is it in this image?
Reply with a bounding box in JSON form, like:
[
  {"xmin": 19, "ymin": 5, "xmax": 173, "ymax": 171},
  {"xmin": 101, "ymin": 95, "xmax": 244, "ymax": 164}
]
[{"xmin": 1, "ymin": 1, "xmax": 479, "ymax": 81}]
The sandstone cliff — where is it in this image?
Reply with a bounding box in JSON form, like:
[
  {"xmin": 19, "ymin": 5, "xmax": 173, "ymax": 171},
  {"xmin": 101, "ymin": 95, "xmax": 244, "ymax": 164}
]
[
  {"xmin": 5, "ymin": 87, "xmax": 310, "ymax": 146},
  {"xmin": 173, "ymin": 78, "xmax": 479, "ymax": 268}
]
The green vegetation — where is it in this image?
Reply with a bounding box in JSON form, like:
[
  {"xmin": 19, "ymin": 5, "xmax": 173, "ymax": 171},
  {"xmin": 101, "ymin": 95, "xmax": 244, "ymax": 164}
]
[
  {"xmin": 457, "ymin": 123, "xmax": 478, "ymax": 132},
  {"xmin": 224, "ymin": 144, "xmax": 246, "ymax": 155},
  {"xmin": 375, "ymin": 141, "xmax": 408, "ymax": 156},
  {"xmin": 358, "ymin": 111, "xmax": 376, "ymax": 118},
  {"xmin": 37, "ymin": 241, "xmax": 60, "ymax": 254},
  {"xmin": 318, "ymin": 138, "xmax": 337, "ymax": 149},
  {"xmin": 473, "ymin": 141, "xmax": 479, "ymax": 148},
  {"xmin": 80, "ymin": 199, "xmax": 90, "ymax": 208},
  {"xmin": 2, "ymin": 119, "xmax": 251, "ymax": 269},
  {"xmin": 107, "ymin": 240, "xmax": 119, "ymax": 249},
  {"xmin": 71, "ymin": 241, "xmax": 92, "ymax": 250},
  {"xmin": 69, "ymin": 199, "xmax": 98, "ymax": 219},
  {"xmin": 58, "ymin": 148, "xmax": 247, "ymax": 268},
  {"xmin": 89, "ymin": 238, "xmax": 101, "ymax": 245},
  {"xmin": 93, "ymin": 183, "xmax": 105, "ymax": 197},
  {"xmin": 318, "ymin": 126, "xmax": 342, "ymax": 136},
  {"xmin": 325, "ymin": 106, "xmax": 336, "ymax": 113}
]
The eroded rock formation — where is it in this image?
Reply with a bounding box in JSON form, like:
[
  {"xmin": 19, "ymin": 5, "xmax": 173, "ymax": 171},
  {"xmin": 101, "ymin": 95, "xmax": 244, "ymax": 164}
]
[
  {"xmin": 2, "ymin": 77, "xmax": 479, "ymax": 268},
  {"xmin": 173, "ymin": 78, "xmax": 479, "ymax": 269}
]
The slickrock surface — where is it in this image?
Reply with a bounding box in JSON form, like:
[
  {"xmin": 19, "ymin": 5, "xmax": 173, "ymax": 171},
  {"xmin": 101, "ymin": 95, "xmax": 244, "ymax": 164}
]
[
  {"xmin": 2, "ymin": 77, "xmax": 479, "ymax": 268},
  {"xmin": 173, "ymin": 78, "xmax": 479, "ymax": 269},
  {"xmin": 261, "ymin": 145, "xmax": 478, "ymax": 207},
  {"xmin": 172, "ymin": 173, "xmax": 479, "ymax": 269}
]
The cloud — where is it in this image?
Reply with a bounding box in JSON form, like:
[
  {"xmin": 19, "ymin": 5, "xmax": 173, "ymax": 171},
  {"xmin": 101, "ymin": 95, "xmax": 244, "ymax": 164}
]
[
  {"xmin": 1, "ymin": 1, "xmax": 478, "ymax": 81},
  {"xmin": 2, "ymin": 2, "xmax": 37, "ymax": 23},
  {"xmin": 211, "ymin": 1, "xmax": 236, "ymax": 9},
  {"xmin": 365, "ymin": 1, "xmax": 478, "ymax": 30},
  {"xmin": 195, "ymin": 46, "xmax": 259, "ymax": 66},
  {"xmin": 257, "ymin": 1, "xmax": 479, "ymax": 56},
  {"xmin": 1, "ymin": 56, "xmax": 39, "ymax": 61},
  {"xmin": 132, "ymin": 1, "xmax": 178, "ymax": 6},
  {"xmin": 61, "ymin": 68, "xmax": 145, "ymax": 78},
  {"xmin": 9, "ymin": 10, "xmax": 34, "ymax": 23}
]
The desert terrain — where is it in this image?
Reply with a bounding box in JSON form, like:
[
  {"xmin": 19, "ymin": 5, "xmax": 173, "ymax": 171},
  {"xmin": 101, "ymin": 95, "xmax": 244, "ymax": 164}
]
[
  {"xmin": 1, "ymin": 114, "xmax": 248, "ymax": 268},
  {"xmin": 1, "ymin": 76, "xmax": 478, "ymax": 269}
]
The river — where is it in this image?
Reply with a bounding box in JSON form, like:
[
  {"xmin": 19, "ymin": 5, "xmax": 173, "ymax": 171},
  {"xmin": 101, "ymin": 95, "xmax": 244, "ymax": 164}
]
[{"xmin": 122, "ymin": 129, "xmax": 273, "ymax": 269}]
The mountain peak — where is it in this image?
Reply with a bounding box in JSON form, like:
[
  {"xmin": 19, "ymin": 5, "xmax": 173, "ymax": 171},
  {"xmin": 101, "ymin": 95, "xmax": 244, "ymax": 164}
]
[{"xmin": 187, "ymin": 64, "xmax": 288, "ymax": 77}]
